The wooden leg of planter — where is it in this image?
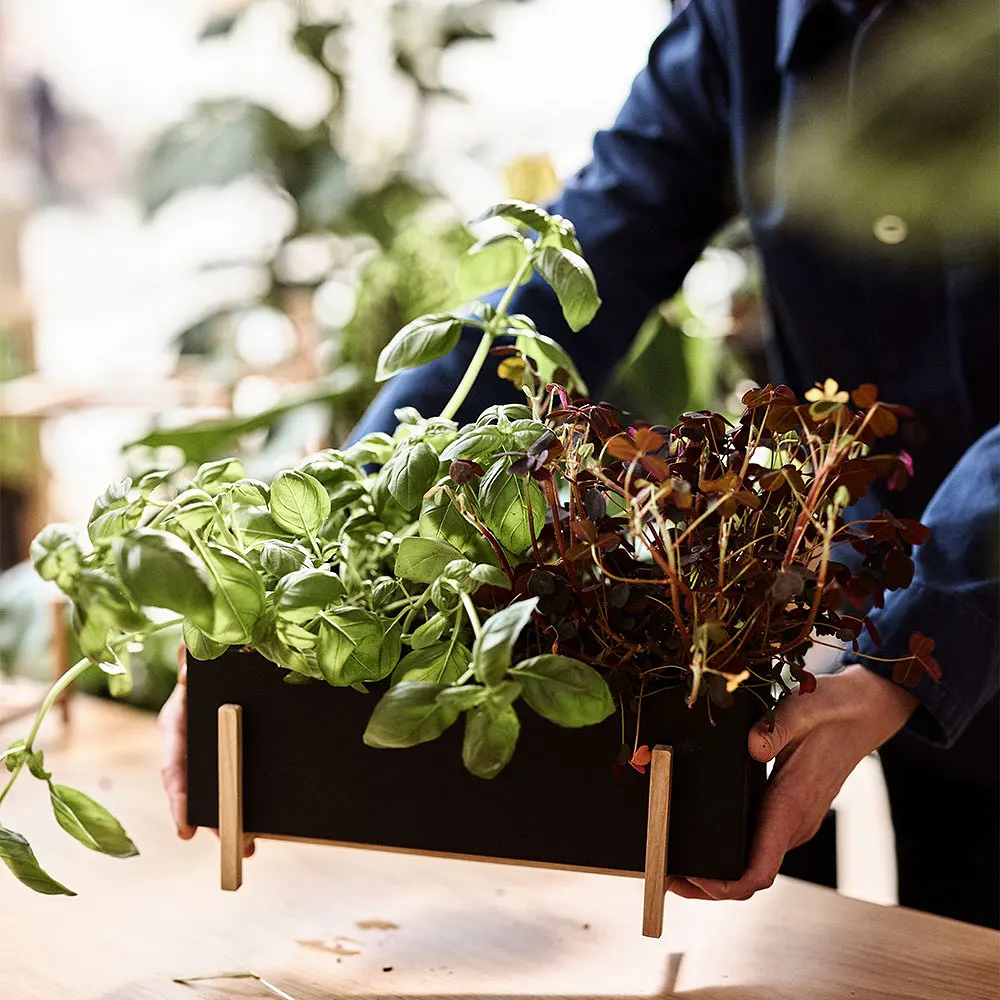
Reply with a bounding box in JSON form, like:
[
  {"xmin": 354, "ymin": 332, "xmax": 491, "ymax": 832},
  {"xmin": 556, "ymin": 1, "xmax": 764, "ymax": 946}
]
[
  {"xmin": 642, "ymin": 744, "xmax": 674, "ymax": 938},
  {"xmin": 218, "ymin": 704, "xmax": 244, "ymax": 892}
]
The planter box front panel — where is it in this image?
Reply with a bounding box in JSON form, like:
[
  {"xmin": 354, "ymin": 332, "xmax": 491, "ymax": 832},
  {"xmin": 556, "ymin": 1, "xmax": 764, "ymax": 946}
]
[{"xmin": 187, "ymin": 649, "xmax": 766, "ymax": 880}]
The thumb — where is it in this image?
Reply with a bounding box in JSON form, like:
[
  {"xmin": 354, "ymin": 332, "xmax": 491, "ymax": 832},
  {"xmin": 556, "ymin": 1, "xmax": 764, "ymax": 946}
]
[{"xmin": 749, "ymin": 699, "xmax": 804, "ymax": 762}]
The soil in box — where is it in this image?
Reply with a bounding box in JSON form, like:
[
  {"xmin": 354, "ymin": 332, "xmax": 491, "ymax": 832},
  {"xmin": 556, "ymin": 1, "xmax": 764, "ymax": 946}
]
[{"xmin": 187, "ymin": 648, "xmax": 768, "ymax": 880}]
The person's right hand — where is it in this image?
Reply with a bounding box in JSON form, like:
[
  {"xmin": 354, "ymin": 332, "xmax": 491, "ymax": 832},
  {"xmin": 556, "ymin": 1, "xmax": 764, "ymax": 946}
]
[{"xmin": 158, "ymin": 647, "xmax": 255, "ymax": 857}]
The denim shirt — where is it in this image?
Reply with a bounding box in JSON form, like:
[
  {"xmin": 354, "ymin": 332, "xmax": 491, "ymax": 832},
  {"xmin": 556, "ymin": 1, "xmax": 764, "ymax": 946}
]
[{"xmin": 353, "ymin": 0, "xmax": 999, "ymax": 756}]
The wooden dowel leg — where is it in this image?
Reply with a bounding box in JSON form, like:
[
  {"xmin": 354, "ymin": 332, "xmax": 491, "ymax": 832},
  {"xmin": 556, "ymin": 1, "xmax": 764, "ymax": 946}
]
[
  {"xmin": 642, "ymin": 744, "xmax": 674, "ymax": 938},
  {"xmin": 218, "ymin": 704, "xmax": 244, "ymax": 891}
]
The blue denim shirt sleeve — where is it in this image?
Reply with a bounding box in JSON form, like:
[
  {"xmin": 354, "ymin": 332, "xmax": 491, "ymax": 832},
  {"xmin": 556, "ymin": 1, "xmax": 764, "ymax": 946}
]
[
  {"xmin": 843, "ymin": 425, "xmax": 1000, "ymax": 747},
  {"xmin": 349, "ymin": 0, "xmax": 735, "ymax": 442}
]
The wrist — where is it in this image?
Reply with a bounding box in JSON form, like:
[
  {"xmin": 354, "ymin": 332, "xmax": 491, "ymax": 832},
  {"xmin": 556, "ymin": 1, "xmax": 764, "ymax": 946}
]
[{"xmin": 838, "ymin": 663, "xmax": 919, "ymax": 734}]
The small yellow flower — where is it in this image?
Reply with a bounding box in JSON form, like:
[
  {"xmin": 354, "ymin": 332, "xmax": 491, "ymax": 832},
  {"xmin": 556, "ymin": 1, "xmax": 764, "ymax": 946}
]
[{"xmin": 805, "ymin": 378, "xmax": 849, "ymax": 404}]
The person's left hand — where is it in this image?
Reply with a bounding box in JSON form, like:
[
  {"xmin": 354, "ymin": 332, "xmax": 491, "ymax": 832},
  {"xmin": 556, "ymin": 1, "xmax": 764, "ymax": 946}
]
[{"xmin": 669, "ymin": 664, "xmax": 918, "ymax": 902}]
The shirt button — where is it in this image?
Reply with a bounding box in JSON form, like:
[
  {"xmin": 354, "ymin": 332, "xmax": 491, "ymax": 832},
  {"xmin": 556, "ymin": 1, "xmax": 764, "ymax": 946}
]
[{"xmin": 873, "ymin": 214, "xmax": 908, "ymax": 244}]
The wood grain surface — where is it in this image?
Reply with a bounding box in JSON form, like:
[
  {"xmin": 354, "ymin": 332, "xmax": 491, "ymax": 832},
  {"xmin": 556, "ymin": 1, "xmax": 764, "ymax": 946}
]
[{"xmin": 0, "ymin": 697, "xmax": 996, "ymax": 1000}]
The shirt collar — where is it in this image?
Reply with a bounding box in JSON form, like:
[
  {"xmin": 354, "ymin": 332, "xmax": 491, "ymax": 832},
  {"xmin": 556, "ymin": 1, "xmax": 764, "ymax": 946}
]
[
  {"xmin": 777, "ymin": 0, "xmax": 875, "ymax": 71},
  {"xmin": 776, "ymin": 0, "xmax": 824, "ymax": 70}
]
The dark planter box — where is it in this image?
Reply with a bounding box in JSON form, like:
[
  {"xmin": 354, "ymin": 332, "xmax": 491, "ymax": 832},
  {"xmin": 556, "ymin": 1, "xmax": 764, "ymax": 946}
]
[{"xmin": 187, "ymin": 648, "xmax": 767, "ymax": 880}]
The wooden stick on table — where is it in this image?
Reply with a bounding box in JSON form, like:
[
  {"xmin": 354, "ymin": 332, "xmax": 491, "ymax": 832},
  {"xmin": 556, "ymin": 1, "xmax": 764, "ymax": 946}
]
[
  {"xmin": 642, "ymin": 744, "xmax": 674, "ymax": 938},
  {"xmin": 217, "ymin": 704, "xmax": 244, "ymax": 891}
]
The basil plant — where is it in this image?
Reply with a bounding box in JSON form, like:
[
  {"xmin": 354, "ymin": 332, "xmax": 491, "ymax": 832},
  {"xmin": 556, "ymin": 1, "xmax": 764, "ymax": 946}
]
[{"xmin": 2, "ymin": 202, "xmax": 614, "ymax": 894}]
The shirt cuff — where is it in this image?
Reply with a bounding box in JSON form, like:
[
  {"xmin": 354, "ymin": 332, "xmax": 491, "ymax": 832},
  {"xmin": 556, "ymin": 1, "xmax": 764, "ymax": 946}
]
[{"xmin": 841, "ymin": 580, "xmax": 999, "ymax": 748}]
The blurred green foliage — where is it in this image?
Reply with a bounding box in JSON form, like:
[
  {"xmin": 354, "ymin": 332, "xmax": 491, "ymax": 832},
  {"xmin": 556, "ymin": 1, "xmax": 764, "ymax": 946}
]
[{"xmin": 135, "ymin": 0, "xmax": 533, "ymax": 467}]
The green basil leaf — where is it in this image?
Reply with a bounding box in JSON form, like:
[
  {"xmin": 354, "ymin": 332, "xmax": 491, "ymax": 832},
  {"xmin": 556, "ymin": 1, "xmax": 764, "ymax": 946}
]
[
  {"xmin": 137, "ymin": 469, "xmax": 173, "ymax": 495},
  {"xmin": 462, "ymin": 703, "xmax": 520, "ymax": 779},
  {"xmin": 49, "ymin": 784, "xmax": 139, "ymax": 858},
  {"xmin": 30, "ymin": 524, "xmax": 82, "ymax": 585},
  {"xmin": 540, "ymin": 214, "xmax": 583, "ymax": 255},
  {"xmin": 317, "ymin": 607, "xmax": 389, "ymax": 685},
  {"xmin": 276, "ymin": 618, "xmax": 319, "ymax": 651},
  {"xmin": 344, "ymin": 432, "xmax": 395, "ymax": 466},
  {"xmin": 260, "ymin": 540, "xmax": 312, "ymax": 580},
  {"xmin": 387, "ymin": 440, "xmax": 440, "ymax": 511},
  {"xmin": 478, "ymin": 460, "xmax": 546, "ymax": 554},
  {"xmin": 369, "ymin": 577, "xmax": 403, "ymax": 611},
  {"xmin": 296, "ymin": 451, "xmax": 358, "ymax": 488},
  {"xmin": 512, "ymin": 654, "xmax": 615, "ymax": 727},
  {"xmin": 439, "ymin": 425, "xmax": 504, "ymax": 462},
  {"xmin": 458, "ymin": 232, "xmax": 531, "ymax": 300},
  {"xmin": 381, "ymin": 621, "xmax": 403, "ymax": 678},
  {"xmin": 0, "ymin": 826, "xmax": 74, "ymax": 895},
  {"xmin": 533, "ymin": 245, "xmax": 601, "ymax": 332},
  {"xmin": 487, "ymin": 679, "xmax": 523, "ymax": 707},
  {"xmin": 269, "ymin": 471, "xmax": 331, "ymax": 537},
  {"xmin": 435, "ymin": 684, "xmax": 488, "ymax": 711},
  {"xmin": 115, "ymin": 529, "xmax": 214, "ymax": 629},
  {"xmin": 235, "ymin": 506, "xmax": 292, "ymax": 544},
  {"xmin": 106, "ymin": 668, "xmax": 133, "ymax": 699},
  {"xmin": 183, "ymin": 620, "xmax": 227, "ymax": 661},
  {"xmin": 475, "ymin": 403, "xmax": 533, "ymax": 426},
  {"xmin": 74, "ymin": 607, "xmax": 112, "ymax": 662},
  {"xmin": 508, "ymin": 418, "xmax": 550, "ymax": 453},
  {"xmin": 193, "ymin": 458, "xmax": 245, "ymax": 494},
  {"xmin": 225, "ymin": 478, "xmax": 270, "ymax": 505},
  {"xmin": 375, "ymin": 313, "xmax": 463, "ymax": 382},
  {"xmin": 418, "ymin": 484, "xmax": 494, "ymax": 563},
  {"xmin": 89, "ymin": 477, "xmax": 131, "ymax": 519},
  {"xmin": 515, "ymin": 331, "xmax": 588, "ymax": 394},
  {"xmin": 395, "ymin": 536, "xmax": 467, "ymax": 584},
  {"xmin": 25, "ymin": 749, "xmax": 50, "ymax": 781},
  {"xmin": 88, "ymin": 479, "xmax": 143, "ymax": 547},
  {"xmin": 470, "ymin": 564, "xmax": 511, "ymax": 589},
  {"xmin": 200, "ymin": 543, "xmax": 265, "ymax": 644},
  {"xmin": 472, "ymin": 597, "xmax": 538, "ymax": 687},
  {"xmin": 363, "ymin": 682, "xmax": 459, "ymax": 748},
  {"xmin": 165, "ymin": 498, "xmax": 218, "ymax": 533},
  {"xmin": 408, "ymin": 612, "xmax": 449, "ymax": 649},
  {"xmin": 471, "ymin": 199, "xmax": 553, "ymax": 233},
  {"xmin": 440, "ymin": 558, "xmax": 476, "ymax": 590},
  {"xmin": 74, "ymin": 568, "xmax": 148, "ymax": 633},
  {"xmin": 390, "ymin": 641, "xmax": 471, "ymax": 686},
  {"xmin": 393, "ymin": 406, "xmax": 424, "ymax": 425},
  {"xmin": 274, "ymin": 569, "xmax": 345, "ymax": 623},
  {"xmin": 252, "ymin": 613, "xmax": 321, "ymax": 678}
]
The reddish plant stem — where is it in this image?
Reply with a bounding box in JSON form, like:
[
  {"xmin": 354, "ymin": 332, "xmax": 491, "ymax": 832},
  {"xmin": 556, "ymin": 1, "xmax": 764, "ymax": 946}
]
[
  {"xmin": 543, "ymin": 475, "xmax": 579, "ymax": 587},
  {"xmin": 459, "ymin": 485, "xmax": 515, "ymax": 583}
]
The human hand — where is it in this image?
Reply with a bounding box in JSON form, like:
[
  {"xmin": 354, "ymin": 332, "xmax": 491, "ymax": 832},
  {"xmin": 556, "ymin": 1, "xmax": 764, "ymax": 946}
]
[
  {"xmin": 669, "ymin": 665, "xmax": 917, "ymax": 902},
  {"xmin": 158, "ymin": 647, "xmax": 255, "ymax": 857}
]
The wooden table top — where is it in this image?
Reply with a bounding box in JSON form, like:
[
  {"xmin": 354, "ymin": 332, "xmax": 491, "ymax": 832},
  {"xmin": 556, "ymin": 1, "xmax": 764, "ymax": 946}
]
[{"xmin": 1, "ymin": 697, "xmax": 997, "ymax": 1000}]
